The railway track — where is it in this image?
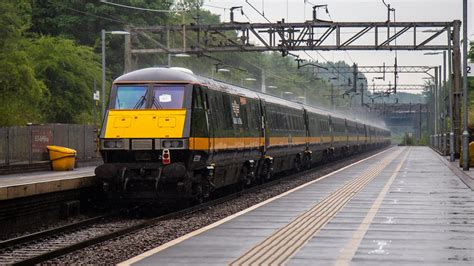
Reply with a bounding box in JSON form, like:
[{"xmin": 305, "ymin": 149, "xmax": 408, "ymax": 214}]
[
  {"xmin": 0, "ymin": 149, "xmax": 386, "ymax": 265},
  {"xmin": 0, "ymin": 181, "xmax": 276, "ymax": 265}
]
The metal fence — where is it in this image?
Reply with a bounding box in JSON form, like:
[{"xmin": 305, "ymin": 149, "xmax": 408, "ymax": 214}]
[{"xmin": 0, "ymin": 124, "xmax": 99, "ymax": 166}]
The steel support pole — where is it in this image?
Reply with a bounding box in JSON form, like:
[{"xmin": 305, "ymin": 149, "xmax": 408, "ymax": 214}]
[
  {"xmin": 331, "ymin": 84, "xmax": 335, "ymax": 110},
  {"xmin": 438, "ymin": 65, "xmax": 442, "ymax": 150},
  {"xmin": 124, "ymin": 27, "xmax": 132, "ymax": 73},
  {"xmin": 93, "ymin": 79, "xmax": 97, "ymax": 127},
  {"xmin": 434, "ymin": 66, "xmax": 438, "ymax": 148},
  {"xmin": 443, "ymin": 51, "xmax": 447, "ymax": 155},
  {"xmin": 101, "ymin": 29, "xmax": 106, "ymax": 118},
  {"xmin": 419, "ymin": 103, "xmax": 422, "ymax": 141},
  {"xmin": 167, "ymin": 28, "xmax": 171, "ymax": 67},
  {"xmin": 462, "ymin": 0, "xmax": 469, "ymax": 170},
  {"xmin": 448, "ymin": 28, "xmax": 455, "ymax": 161},
  {"xmin": 429, "ymin": 85, "xmax": 433, "ymax": 145},
  {"xmin": 261, "ymin": 68, "xmax": 266, "ymax": 93},
  {"xmin": 452, "ymin": 20, "xmax": 462, "ymax": 158},
  {"xmin": 353, "ymin": 63, "xmax": 357, "ymax": 94}
]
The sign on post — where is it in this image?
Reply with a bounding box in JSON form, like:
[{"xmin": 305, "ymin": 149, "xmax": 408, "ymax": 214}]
[
  {"xmin": 93, "ymin": 91, "xmax": 100, "ymax": 101},
  {"xmin": 468, "ymin": 63, "xmax": 474, "ymax": 77}
]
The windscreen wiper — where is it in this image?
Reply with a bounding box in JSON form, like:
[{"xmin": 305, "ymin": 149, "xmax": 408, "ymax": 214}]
[
  {"xmin": 133, "ymin": 95, "xmax": 146, "ymax": 109},
  {"xmin": 152, "ymin": 96, "xmax": 163, "ymax": 109}
]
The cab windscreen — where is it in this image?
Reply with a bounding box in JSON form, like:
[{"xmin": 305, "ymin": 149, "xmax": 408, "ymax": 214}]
[
  {"xmin": 114, "ymin": 86, "xmax": 148, "ymax": 109},
  {"xmin": 152, "ymin": 86, "xmax": 185, "ymax": 109}
]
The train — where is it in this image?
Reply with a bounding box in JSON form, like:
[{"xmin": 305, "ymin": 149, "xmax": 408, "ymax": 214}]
[{"xmin": 95, "ymin": 67, "xmax": 390, "ymax": 203}]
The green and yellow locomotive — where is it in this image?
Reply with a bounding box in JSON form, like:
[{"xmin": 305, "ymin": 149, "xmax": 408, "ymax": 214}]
[{"xmin": 95, "ymin": 67, "xmax": 390, "ymax": 202}]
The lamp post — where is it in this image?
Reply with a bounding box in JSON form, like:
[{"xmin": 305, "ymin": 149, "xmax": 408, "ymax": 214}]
[
  {"xmin": 241, "ymin": 77, "xmax": 256, "ymax": 86},
  {"xmin": 281, "ymin": 91, "xmax": 294, "ymax": 100},
  {"xmin": 296, "ymin": 96, "xmax": 306, "ymax": 104},
  {"xmin": 168, "ymin": 53, "xmax": 191, "ymax": 67},
  {"xmin": 461, "ymin": 0, "xmax": 469, "ymax": 170},
  {"xmin": 425, "ymin": 52, "xmax": 448, "ymax": 154},
  {"xmin": 101, "ymin": 29, "xmax": 130, "ymax": 117}
]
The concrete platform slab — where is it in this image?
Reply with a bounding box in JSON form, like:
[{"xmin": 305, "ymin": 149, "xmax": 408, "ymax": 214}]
[
  {"xmin": 120, "ymin": 147, "xmax": 474, "ymax": 266},
  {"xmin": 0, "ymin": 167, "xmax": 95, "ymax": 200}
]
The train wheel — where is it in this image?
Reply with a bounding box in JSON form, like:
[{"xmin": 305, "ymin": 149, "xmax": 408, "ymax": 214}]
[
  {"xmin": 304, "ymin": 156, "xmax": 312, "ymax": 169},
  {"xmin": 261, "ymin": 161, "xmax": 272, "ymax": 181},
  {"xmin": 322, "ymin": 151, "xmax": 328, "ymax": 164},
  {"xmin": 192, "ymin": 184, "xmax": 204, "ymax": 205},
  {"xmin": 240, "ymin": 166, "xmax": 251, "ymax": 186},
  {"xmin": 294, "ymin": 156, "xmax": 302, "ymax": 172}
]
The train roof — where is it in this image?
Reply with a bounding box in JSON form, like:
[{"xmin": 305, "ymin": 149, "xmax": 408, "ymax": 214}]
[
  {"xmin": 114, "ymin": 67, "xmax": 389, "ymax": 131},
  {"xmin": 198, "ymin": 77, "xmax": 261, "ymax": 100},
  {"xmin": 114, "ymin": 67, "xmax": 199, "ymax": 83}
]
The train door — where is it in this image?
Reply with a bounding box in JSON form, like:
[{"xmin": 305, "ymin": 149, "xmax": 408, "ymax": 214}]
[
  {"xmin": 328, "ymin": 115, "xmax": 334, "ymax": 146},
  {"xmin": 355, "ymin": 123, "xmax": 359, "ymax": 143},
  {"xmin": 344, "ymin": 119, "xmax": 349, "ymax": 145},
  {"xmin": 364, "ymin": 125, "xmax": 369, "ymax": 145},
  {"xmin": 260, "ymin": 99, "xmax": 269, "ymax": 154},
  {"xmin": 203, "ymin": 90, "xmax": 214, "ymax": 161},
  {"xmin": 303, "ymin": 109, "xmax": 309, "ymax": 150},
  {"xmin": 229, "ymin": 94, "xmax": 245, "ymax": 161}
]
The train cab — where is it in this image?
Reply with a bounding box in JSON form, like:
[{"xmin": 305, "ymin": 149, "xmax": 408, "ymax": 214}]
[{"xmin": 96, "ymin": 68, "xmax": 202, "ymax": 201}]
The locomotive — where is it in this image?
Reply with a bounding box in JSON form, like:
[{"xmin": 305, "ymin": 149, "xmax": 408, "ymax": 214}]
[{"xmin": 95, "ymin": 67, "xmax": 390, "ymax": 202}]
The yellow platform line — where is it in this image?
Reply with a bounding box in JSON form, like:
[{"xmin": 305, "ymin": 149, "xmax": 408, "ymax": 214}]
[{"xmin": 335, "ymin": 147, "xmax": 410, "ymax": 266}]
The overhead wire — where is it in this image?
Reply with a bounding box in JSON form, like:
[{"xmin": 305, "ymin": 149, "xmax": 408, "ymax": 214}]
[
  {"xmin": 63, "ymin": 6, "xmax": 131, "ymax": 25},
  {"xmin": 99, "ymin": 0, "xmax": 179, "ymax": 13},
  {"xmin": 245, "ymin": 0, "xmax": 271, "ymax": 23}
]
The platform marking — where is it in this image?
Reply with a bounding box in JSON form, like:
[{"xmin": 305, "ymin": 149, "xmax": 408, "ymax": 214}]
[
  {"xmin": 335, "ymin": 148, "xmax": 410, "ymax": 266},
  {"xmin": 118, "ymin": 147, "xmax": 396, "ymax": 266},
  {"xmin": 229, "ymin": 148, "xmax": 404, "ymax": 266},
  {"xmin": 368, "ymin": 240, "xmax": 391, "ymax": 255}
]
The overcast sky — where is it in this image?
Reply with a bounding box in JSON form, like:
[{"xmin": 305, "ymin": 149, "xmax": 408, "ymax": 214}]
[{"xmin": 202, "ymin": 0, "xmax": 473, "ymax": 93}]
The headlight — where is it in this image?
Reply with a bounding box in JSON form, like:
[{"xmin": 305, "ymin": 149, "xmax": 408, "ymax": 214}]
[
  {"xmin": 161, "ymin": 139, "xmax": 186, "ymax": 149},
  {"xmin": 171, "ymin": 140, "xmax": 182, "ymax": 148},
  {"xmin": 115, "ymin": 140, "xmax": 124, "ymax": 148},
  {"xmin": 104, "ymin": 140, "xmax": 116, "ymax": 148},
  {"xmin": 102, "ymin": 139, "xmax": 127, "ymax": 149},
  {"xmin": 162, "ymin": 140, "xmax": 172, "ymax": 148}
]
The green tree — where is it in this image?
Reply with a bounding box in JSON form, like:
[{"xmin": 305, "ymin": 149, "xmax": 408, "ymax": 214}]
[
  {"xmin": 30, "ymin": 0, "xmax": 173, "ymax": 78},
  {"xmin": 25, "ymin": 36, "xmax": 101, "ymax": 123},
  {"xmin": 0, "ymin": 1, "xmax": 46, "ymax": 126}
]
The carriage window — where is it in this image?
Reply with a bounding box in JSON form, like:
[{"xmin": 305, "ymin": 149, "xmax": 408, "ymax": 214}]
[
  {"xmin": 152, "ymin": 86, "xmax": 185, "ymax": 109},
  {"xmin": 114, "ymin": 86, "xmax": 148, "ymax": 109}
]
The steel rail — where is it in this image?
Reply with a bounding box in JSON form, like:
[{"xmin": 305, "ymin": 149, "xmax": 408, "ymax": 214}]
[{"xmin": 0, "ymin": 213, "xmax": 114, "ymax": 249}]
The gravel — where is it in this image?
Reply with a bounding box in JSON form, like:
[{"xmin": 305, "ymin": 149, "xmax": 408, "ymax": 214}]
[
  {"xmin": 48, "ymin": 148, "xmax": 386, "ymax": 265},
  {"xmin": 0, "ymin": 214, "xmax": 95, "ymax": 241}
]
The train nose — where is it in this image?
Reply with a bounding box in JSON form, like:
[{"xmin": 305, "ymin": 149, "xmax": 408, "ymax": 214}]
[
  {"xmin": 95, "ymin": 164, "xmax": 118, "ymax": 180},
  {"xmin": 162, "ymin": 163, "xmax": 187, "ymax": 182}
]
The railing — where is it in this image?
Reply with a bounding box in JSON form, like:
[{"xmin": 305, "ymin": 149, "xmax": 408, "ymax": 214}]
[{"xmin": 0, "ymin": 124, "xmax": 99, "ymax": 166}]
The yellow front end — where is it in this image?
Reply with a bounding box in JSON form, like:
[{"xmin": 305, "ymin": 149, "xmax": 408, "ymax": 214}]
[{"xmin": 103, "ymin": 109, "xmax": 187, "ymax": 139}]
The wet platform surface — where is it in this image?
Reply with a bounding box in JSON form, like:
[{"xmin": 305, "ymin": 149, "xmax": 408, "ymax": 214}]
[
  {"xmin": 0, "ymin": 167, "xmax": 95, "ymax": 200},
  {"xmin": 121, "ymin": 147, "xmax": 474, "ymax": 266}
]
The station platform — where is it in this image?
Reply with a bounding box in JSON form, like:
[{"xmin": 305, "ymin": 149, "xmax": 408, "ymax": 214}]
[
  {"xmin": 121, "ymin": 146, "xmax": 474, "ymax": 266},
  {"xmin": 0, "ymin": 166, "xmax": 96, "ymax": 201}
]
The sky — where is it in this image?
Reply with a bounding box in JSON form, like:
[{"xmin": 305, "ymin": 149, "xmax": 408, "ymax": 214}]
[{"xmin": 202, "ymin": 0, "xmax": 473, "ymax": 93}]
